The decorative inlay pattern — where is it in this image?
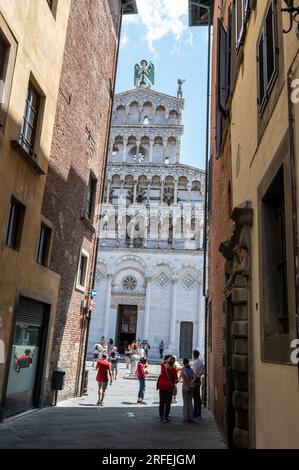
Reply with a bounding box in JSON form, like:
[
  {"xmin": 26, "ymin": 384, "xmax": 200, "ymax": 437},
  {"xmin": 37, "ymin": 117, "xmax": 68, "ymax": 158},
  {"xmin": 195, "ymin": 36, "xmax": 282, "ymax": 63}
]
[
  {"xmin": 95, "ymin": 270, "xmax": 106, "ymax": 284},
  {"xmin": 156, "ymin": 271, "xmax": 170, "ymax": 287},
  {"xmin": 183, "ymin": 272, "xmax": 196, "ymax": 289}
]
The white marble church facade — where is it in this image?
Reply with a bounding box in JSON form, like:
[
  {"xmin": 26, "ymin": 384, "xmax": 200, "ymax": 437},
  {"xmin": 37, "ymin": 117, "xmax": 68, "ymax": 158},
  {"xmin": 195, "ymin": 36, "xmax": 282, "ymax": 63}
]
[{"xmin": 88, "ymin": 77, "xmax": 205, "ymax": 359}]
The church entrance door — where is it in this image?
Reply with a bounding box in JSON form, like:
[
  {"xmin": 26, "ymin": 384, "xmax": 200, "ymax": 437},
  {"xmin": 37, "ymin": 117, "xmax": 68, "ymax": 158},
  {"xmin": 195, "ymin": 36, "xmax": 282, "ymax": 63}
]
[
  {"xmin": 179, "ymin": 322, "xmax": 193, "ymax": 358},
  {"xmin": 116, "ymin": 305, "xmax": 138, "ymax": 353}
]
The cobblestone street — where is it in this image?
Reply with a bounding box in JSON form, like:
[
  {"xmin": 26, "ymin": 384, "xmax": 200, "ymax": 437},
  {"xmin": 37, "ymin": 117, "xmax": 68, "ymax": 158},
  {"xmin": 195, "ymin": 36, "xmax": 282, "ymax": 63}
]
[{"xmin": 0, "ymin": 363, "xmax": 225, "ymax": 449}]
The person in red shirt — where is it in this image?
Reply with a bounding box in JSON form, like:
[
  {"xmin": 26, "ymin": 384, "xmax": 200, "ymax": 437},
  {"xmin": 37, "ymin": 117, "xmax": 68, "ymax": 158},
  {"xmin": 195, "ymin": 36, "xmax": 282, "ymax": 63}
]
[
  {"xmin": 96, "ymin": 353, "xmax": 112, "ymax": 406},
  {"xmin": 157, "ymin": 355, "xmax": 178, "ymax": 423},
  {"xmin": 136, "ymin": 357, "xmax": 148, "ymax": 404}
]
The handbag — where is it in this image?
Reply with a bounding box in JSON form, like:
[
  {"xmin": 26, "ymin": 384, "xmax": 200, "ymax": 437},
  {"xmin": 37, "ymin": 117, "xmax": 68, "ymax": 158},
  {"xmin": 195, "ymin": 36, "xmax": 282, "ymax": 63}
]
[
  {"xmin": 156, "ymin": 374, "xmax": 161, "ymax": 390},
  {"xmin": 165, "ymin": 366, "xmax": 176, "ymax": 393}
]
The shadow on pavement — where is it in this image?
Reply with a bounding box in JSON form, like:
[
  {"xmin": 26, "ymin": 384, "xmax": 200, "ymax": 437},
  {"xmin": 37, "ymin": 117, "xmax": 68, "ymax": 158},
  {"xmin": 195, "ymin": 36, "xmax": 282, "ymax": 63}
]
[{"xmin": 0, "ymin": 404, "xmax": 225, "ymax": 449}]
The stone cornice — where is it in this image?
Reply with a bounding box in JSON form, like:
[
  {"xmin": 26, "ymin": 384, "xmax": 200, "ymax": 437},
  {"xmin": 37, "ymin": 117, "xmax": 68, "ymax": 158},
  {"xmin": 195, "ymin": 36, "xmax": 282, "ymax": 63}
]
[{"xmin": 106, "ymin": 162, "xmax": 205, "ymax": 181}]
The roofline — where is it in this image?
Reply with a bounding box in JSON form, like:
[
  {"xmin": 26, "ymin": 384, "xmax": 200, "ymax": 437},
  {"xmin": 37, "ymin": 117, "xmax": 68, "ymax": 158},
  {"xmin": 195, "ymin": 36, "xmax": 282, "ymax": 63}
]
[
  {"xmin": 107, "ymin": 162, "xmax": 205, "ymax": 175},
  {"xmin": 188, "ymin": 0, "xmax": 213, "ymax": 27},
  {"xmin": 122, "ymin": 0, "xmax": 138, "ymax": 15},
  {"xmin": 115, "ymin": 88, "xmax": 184, "ymax": 103}
]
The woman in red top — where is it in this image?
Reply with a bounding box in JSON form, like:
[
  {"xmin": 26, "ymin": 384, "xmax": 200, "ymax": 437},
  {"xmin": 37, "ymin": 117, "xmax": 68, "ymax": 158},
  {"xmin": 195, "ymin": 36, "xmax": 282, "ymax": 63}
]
[
  {"xmin": 136, "ymin": 357, "xmax": 148, "ymax": 404},
  {"xmin": 157, "ymin": 356, "xmax": 178, "ymax": 423}
]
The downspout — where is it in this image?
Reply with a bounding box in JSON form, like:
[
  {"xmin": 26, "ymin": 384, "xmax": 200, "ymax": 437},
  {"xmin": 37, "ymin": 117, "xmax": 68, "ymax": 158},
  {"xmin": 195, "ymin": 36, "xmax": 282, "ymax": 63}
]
[
  {"xmin": 190, "ymin": 0, "xmax": 213, "ymax": 407},
  {"xmin": 287, "ymin": 50, "xmax": 299, "ymax": 386},
  {"xmin": 203, "ymin": 7, "xmax": 212, "ymax": 408},
  {"xmin": 79, "ymin": 3, "xmax": 125, "ymax": 396}
]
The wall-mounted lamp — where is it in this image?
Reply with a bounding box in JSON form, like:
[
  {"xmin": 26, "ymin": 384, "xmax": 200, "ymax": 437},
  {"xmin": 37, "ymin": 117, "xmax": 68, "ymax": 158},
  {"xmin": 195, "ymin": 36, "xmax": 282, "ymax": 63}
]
[{"xmin": 281, "ymin": 0, "xmax": 299, "ymax": 37}]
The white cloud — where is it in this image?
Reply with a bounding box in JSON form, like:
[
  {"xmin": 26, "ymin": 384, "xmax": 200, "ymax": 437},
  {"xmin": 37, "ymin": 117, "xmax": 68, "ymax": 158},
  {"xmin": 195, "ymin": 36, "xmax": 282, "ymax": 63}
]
[{"xmin": 123, "ymin": 0, "xmax": 191, "ymax": 54}]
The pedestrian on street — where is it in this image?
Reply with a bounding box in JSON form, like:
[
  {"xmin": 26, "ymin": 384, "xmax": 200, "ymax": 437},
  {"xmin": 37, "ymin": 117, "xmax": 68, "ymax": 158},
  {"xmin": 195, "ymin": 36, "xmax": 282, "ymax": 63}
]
[
  {"xmin": 136, "ymin": 357, "xmax": 148, "ymax": 404},
  {"xmin": 138, "ymin": 343, "xmax": 145, "ymax": 359},
  {"xmin": 109, "ymin": 347, "xmax": 120, "ymax": 381},
  {"xmin": 124, "ymin": 344, "xmax": 132, "ymax": 369},
  {"xmin": 92, "ymin": 341, "xmax": 102, "ymax": 368},
  {"xmin": 172, "ymin": 355, "xmax": 181, "ymax": 404},
  {"xmin": 144, "ymin": 340, "xmax": 151, "ymax": 359},
  {"xmin": 157, "ymin": 355, "xmax": 178, "ymax": 423},
  {"xmin": 100, "ymin": 336, "xmax": 107, "ymax": 350},
  {"xmin": 181, "ymin": 357, "xmax": 195, "ymax": 422},
  {"xmin": 108, "ymin": 338, "xmax": 114, "ymax": 356},
  {"xmin": 159, "ymin": 340, "xmax": 164, "ymax": 359},
  {"xmin": 96, "ymin": 353, "xmax": 112, "ymax": 406},
  {"xmin": 192, "ymin": 349, "xmax": 204, "ymax": 419}
]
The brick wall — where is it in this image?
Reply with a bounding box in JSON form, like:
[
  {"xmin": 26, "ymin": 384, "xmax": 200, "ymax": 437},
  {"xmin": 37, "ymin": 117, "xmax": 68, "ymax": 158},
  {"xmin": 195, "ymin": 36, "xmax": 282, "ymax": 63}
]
[
  {"xmin": 207, "ymin": 0, "xmax": 233, "ymax": 442},
  {"xmin": 42, "ymin": 0, "xmax": 121, "ymax": 402}
]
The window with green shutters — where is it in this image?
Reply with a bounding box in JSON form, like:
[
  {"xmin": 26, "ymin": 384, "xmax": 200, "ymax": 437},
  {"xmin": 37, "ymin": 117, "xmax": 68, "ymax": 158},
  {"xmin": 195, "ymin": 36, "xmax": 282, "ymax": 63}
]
[{"xmin": 258, "ymin": 1, "xmax": 278, "ymax": 114}]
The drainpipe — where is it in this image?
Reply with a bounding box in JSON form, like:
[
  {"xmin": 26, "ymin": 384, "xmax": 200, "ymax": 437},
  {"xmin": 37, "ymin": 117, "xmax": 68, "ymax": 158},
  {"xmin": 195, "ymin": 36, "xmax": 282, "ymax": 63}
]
[
  {"xmin": 189, "ymin": 0, "xmax": 212, "ymax": 407},
  {"xmin": 287, "ymin": 50, "xmax": 299, "ymax": 387},
  {"xmin": 79, "ymin": 3, "xmax": 126, "ymax": 396}
]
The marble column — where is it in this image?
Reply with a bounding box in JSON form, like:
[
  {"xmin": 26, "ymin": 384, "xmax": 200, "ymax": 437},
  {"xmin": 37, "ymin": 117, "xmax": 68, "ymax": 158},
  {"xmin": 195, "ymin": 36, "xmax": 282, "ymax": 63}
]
[
  {"xmin": 174, "ymin": 179, "xmax": 178, "ymax": 204},
  {"xmin": 103, "ymin": 273, "xmax": 113, "ymax": 338},
  {"xmin": 143, "ymin": 276, "xmax": 152, "ymax": 340},
  {"xmin": 149, "ymin": 140, "xmax": 153, "ymax": 163},
  {"xmin": 160, "ymin": 181, "xmax": 164, "ymax": 204},
  {"xmin": 123, "ymin": 138, "xmax": 127, "ymax": 162},
  {"xmin": 187, "ymin": 183, "xmax": 192, "ymax": 203},
  {"xmin": 133, "ymin": 180, "xmax": 137, "ymax": 204},
  {"xmin": 147, "ymin": 183, "xmax": 151, "ymax": 205},
  {"xmin": 106, "ymin": 180, "xmax": 111, "ymax": 203},
  {"xmin": 168, "ymin": 275, "xmax": 179, "ymax": 352}
]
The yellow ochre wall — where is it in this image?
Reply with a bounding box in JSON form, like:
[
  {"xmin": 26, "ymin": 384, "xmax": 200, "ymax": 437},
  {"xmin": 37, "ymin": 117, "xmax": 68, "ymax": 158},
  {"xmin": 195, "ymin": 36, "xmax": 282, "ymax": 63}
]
[
  {"xmin": 230, "ymin": 0, "xmax": 299, "ymax": 448},
  {"xmin": 0, "ymin": 0, "xmax": 71, "ymax": 411}
]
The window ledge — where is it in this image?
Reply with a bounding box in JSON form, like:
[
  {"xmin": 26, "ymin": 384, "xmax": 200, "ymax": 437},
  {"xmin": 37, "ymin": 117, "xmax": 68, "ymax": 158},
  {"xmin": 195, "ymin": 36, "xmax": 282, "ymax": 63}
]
[
  {"xmin": 80, "ymin": 215, "xmax": 96, "ymax": 233},
  {"xmin": 11, "ymin": 140, "xmax": 45, "ymax": 176},
  {"xmin": 75, "ymin": 284, "xmax": 86, "ymax": 293}
]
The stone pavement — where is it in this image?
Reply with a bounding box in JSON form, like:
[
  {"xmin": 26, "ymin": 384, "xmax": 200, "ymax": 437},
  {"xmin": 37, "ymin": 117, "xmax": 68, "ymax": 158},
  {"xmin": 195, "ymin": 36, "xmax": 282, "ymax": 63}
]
[{"xmin": 0, "ymin": 362, "xmax": 225, "ymax": 449}]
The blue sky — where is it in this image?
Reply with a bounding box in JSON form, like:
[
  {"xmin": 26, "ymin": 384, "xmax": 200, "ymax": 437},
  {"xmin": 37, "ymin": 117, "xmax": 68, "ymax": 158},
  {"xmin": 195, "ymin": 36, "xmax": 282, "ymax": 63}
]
[{"xmin": 115, "ymin": 0, "xmax": 209, "ymax": 169}]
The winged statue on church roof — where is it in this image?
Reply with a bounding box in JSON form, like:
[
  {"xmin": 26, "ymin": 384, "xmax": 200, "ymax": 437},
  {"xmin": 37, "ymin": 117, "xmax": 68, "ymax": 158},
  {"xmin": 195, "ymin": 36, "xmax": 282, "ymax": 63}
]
[{"xmin": 134, "ymin": 60, "xmax": 155, "ymax": 88}]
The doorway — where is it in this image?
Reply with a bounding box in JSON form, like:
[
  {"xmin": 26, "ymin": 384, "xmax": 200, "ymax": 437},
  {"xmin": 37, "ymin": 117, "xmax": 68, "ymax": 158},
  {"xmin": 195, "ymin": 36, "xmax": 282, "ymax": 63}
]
[
  {"xmin": 116, "ymin": 305, "xmax": 138, "ymax": 353},
  {"xmin": 179, "ymin": 321, "xmax": 193, "ymax": 358},
  {"xmin": 3, "ymin": 296, "xmax": 49, "ymax": 418}
]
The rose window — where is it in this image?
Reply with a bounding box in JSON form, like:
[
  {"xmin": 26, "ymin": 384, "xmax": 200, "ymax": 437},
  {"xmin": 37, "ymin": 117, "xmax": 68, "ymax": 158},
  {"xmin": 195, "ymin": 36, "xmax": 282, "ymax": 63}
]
[{"xmin": 122, "ymin": 276, "xmax": 137, "ymax": 291}]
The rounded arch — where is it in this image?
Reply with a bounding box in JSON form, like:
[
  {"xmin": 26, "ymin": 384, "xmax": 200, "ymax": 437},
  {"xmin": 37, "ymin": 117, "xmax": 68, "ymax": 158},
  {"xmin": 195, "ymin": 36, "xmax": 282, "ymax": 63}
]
[
  {"xmin": 114, "ymin": 254, "xmax": 147, "ymax": 276},
  {"xmin": 191, "ymin": 180, "xmax": 201, "ymax": 191},
  {"xmin": 111, "ymin": 174, "xmax": 121, "ymax": 185},
  {"xmin": 151, "ymin": 175, "xmax": 161, "ymax": 187},
  {"xmin": 178, "ymin": 176, "xmax": 188, "ymax": 188},
  {"xmin": 154, "ymin": 105, "xmax": 166, "ymax": 125},
  {"xmin": 168, "ymin": 109, "xmax": 179, "ymax": 124},
  {"xmin": 114, "ymin": 105, "xmax": 126, "ymax": 124}
]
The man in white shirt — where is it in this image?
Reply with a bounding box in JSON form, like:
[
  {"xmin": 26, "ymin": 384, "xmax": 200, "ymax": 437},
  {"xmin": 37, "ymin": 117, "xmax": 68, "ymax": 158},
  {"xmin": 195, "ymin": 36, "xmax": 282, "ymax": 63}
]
[{"xmin": 192, "ymin": 349, "xmax": 204, "ymax": 419}]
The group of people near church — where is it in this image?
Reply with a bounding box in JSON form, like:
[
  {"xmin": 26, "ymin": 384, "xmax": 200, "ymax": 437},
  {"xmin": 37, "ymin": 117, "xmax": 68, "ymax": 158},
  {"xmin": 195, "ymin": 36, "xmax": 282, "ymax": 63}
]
[
  {"xmin": 156, "ymin": 350, "xmax": 204, "ymax": 423},
  {"xmin": 93, "ymin": 340, "xmax": 204, "ymax": 423}
]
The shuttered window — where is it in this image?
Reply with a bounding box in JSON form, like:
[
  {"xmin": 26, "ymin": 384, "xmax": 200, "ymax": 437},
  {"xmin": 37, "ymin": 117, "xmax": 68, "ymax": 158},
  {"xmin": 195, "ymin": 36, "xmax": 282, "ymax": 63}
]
[
  {"xmin": 216, "ymin": 16, "xmax": 230, "ymax": 158},
  {"xmin": 217, "ymin": 19, "xmax": 229, "ymax": 114},
  {"xmin": 85, "ymin": 173, "xmax": 97, "ymax": 220},
  {"xmin": 258, "ymin": 1, "xmax": 278, "ymax": 113}
]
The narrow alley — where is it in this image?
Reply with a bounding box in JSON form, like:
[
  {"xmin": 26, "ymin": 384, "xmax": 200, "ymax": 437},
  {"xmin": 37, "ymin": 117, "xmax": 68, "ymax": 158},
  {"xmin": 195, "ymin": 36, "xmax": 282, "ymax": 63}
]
[{"xmin": 0, "ymin": 362, "xmax": 224, "ymax": 449}]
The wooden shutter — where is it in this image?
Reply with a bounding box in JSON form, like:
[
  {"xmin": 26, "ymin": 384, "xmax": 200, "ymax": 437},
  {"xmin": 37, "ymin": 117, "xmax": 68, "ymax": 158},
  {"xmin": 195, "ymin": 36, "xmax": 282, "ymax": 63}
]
[
  {"xmin": 216, "ymin": 108, "xmax": 223, "ymax": 158},
  {"xmin": 258, "ymin": 33, "xmax": 265, "ymax": 107},
  {"xmin": 258, "ymin": 1, "xmax": 278, "ymax": 112},
  {"xmin": 265, "ymin": 1, "xmax": 277, "ymax": 90},
  {"xmin": 226, "ymin": 9, "xmax": 232, "ymax": 106},
  {"xmin": 217, "ymin": 19, "xmax": 228, "ymax": 114}
]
